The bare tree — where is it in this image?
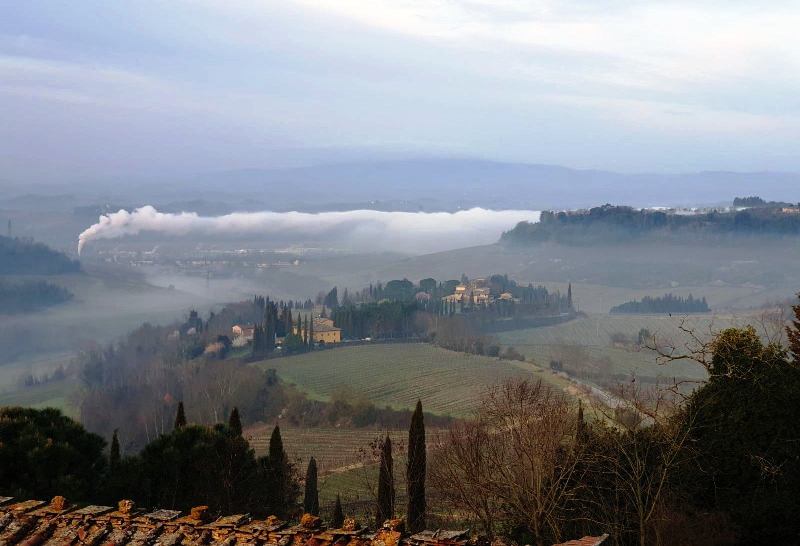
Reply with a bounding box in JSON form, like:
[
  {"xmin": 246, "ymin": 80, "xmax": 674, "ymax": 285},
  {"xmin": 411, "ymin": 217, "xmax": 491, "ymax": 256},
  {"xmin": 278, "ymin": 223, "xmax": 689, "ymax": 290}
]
[
  {"xmin": 592, "ymin": 384, "xmax": 694, "ymax": 546},
  {"xmin": 430, "ymin": 379, "xmax": 591, "ymax": 545}
]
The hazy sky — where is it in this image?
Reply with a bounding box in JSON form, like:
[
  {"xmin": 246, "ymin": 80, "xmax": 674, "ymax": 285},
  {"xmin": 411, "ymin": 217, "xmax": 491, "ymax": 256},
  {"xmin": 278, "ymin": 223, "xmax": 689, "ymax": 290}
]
[{"xmin": 2, "ymin": 0, "xmax": 800, "ymax": 183}]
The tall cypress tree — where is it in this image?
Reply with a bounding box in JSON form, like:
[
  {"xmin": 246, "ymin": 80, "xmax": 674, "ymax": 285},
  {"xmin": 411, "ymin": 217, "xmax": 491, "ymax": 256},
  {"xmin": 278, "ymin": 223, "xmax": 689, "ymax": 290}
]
[
  {"xmin": 229, "ymin": 407, "xmax": 242, "ymax": 436},
  {"xmin": 309, "ymin": 317, "xmax": 315, "ymax": 348},
  {"xmin": 376, "ymin": 435, "xmax": 395, "ymax": 526},
  {"xmin": 109, "ymin": 429, "xmax": 121, "ymax": 472},
  {"xmin": 268, "ymin": 425, "xmax": 288, "ymax": 516},
  {"xmin": 174, "ymin": 402, "xmax": 187, "ymax": 430},
  {"xmin": 406, "ymin": 400, "xmax": 426, "ymax": 532},
  {"xmin": 304, "ymin": 457, "xmax": 320, "ymax": 515},
  {"xmin": 576, "ymin": 400, "xmax": 588, "ymax": 445},
  {"xmin": 331, "ymin": 493, "xmax": 344, "ymax": 528}
]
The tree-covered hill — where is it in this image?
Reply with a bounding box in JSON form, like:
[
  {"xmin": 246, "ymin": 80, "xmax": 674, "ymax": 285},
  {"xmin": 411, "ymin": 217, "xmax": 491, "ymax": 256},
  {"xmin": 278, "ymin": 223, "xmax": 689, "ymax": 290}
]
[
  {"xmin": 610, "ymin": 293, "xmax": 710, "ymax": 314},
  {"xmin": 0, "ymin": 279, "xmax": 73, "ymax": 314},
  {"xmin": 0, "ymin": 235, "xmax": 80, "ymax": 274},
  {"xmin": 501, "ymin": 204, "xmax": 800, "ymax": 245}
]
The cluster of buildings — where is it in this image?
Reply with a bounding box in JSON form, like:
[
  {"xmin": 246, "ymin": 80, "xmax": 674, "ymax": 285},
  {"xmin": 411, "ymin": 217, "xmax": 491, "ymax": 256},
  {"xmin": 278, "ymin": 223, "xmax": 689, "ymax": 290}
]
[
  {"xmin": 232, "ymin": 316, "xmax": 341, "ymax": 348},
  {"xmin": 441, "ymin": 278, "xmax": 516, "ymax": 307}
]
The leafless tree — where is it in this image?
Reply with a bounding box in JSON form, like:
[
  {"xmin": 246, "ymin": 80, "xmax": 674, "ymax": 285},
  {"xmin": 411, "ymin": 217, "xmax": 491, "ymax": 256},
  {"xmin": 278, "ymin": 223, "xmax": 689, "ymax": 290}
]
[
  {"xmin": 593, "ymin": 384, "xmax": 695, "ymax": 546},
  {"xmin": 430, "ymin": 379, "xmax": 592, "ymax": 545}
]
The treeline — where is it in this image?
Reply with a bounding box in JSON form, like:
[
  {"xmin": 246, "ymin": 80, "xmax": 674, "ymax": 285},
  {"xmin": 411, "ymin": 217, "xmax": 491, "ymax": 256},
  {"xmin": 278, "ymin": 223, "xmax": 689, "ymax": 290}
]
[
  {"xmin": 1, "ymin": 400, "xmax": 432, "ymax": 532},
  {"xmin": 331, "ymin": 301, "xmax": 424, "ymax": 339},
  {"xmin": 502, "ymin": 203, "xmax": 800, "ymax": 245},
  {"xmin": 610, "ymin": 293, "xmax": 709, "ymax": 314},
  {"xmin": 329, "ymin": 274, "xmax": 572, "ymax": 340},
  {"xmin": 0, "ymin": 405, "xmax": 299, "ymax": 518},
  {"xmin": 0, "ymin": 279, "xmax": 73, "ymax": 313},
  {"xmin": 733, "ymin": 195, "xmax": 796, "ymax": 208},
  {"xmin": 0, "ymin": 235, "xmax": 81, "ymax": 274}
]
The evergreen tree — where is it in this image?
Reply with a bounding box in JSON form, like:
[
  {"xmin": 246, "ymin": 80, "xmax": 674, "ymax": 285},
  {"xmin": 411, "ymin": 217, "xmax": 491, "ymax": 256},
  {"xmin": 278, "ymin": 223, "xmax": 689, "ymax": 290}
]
[
  {"xmin": 228, "ymin": 407, "xmax": 242, "ymax": 437},
  {"xmin": 376, "ymin": 435, "xmax": 395, "ymax": 526},
  {"xmin": 576, "ymin": 401, "xmax": 588, "ymax": 445},
  {"xmin": 304, "ymin": 457, "xmax": 320, "ymax": 515},
  {"xmin": 567, "ymin": 282, "xmax": 573, "ymax": 309},
  {"xmin": 174, "ymin": 401, "xmax": 187, "ymax": 430},
  {"xmin": 787, "ymin": 292, "xmax": 800, "ymax": 363},
  {"xmin": 266, "ymin": 424, "xmax": 289, "ymax": 516},
  {"xmin": 406, "ymin": 400, "xmax": 426, "ymax": 532},
  {"xmin": 308, "ymin": 317, "xmax": 315, "ymax": 347},
  {"xmin": 331, "ymin": 493, "xmax": 344, "ymax": 528},
  {"xmin": 109, "ymin": 429, "xmax": 121, "ymax": 472}
]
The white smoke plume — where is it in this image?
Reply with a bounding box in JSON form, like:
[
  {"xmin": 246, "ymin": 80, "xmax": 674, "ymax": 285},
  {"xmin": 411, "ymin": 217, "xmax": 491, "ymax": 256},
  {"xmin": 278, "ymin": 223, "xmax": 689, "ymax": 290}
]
[{"xmin": 77, "ymin": 206, "xmax": 540, "ymax": 255}]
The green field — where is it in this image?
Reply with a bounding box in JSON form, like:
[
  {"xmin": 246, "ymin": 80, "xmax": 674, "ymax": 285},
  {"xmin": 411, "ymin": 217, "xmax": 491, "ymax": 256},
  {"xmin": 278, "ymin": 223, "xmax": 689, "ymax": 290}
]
[
  {"xmin": 497, "ymin": 312, "xmax": 753, "ymax": 381},
  {"xmin": 253, "ymin": 343, "xmax": 570, "ymax": 417}
]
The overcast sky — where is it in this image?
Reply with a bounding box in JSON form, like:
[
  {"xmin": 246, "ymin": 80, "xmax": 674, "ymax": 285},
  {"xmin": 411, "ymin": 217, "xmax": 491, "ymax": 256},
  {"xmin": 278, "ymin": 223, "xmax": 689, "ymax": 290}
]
[{"xmin": 2, "ymin": 0, "xmax": 800, "ymax": 183}]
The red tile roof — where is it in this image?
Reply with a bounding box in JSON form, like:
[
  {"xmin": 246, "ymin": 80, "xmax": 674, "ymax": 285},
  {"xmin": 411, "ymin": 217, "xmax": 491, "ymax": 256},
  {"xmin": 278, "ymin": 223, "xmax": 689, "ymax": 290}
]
[{"xmin": 0, "ymin": 496, "xmax": 473, "ymax": 546}]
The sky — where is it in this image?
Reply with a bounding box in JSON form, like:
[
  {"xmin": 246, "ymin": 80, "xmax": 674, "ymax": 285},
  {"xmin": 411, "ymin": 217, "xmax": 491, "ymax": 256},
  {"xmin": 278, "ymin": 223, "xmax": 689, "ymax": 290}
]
[{"xmin": 2, "ymin": 0, "xmax": 800, "ymax": 184}]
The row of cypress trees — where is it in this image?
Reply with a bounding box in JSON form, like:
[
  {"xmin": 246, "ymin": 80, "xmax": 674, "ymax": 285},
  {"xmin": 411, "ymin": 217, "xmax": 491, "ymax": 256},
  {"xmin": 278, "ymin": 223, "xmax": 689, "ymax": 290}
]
[
  {"xmin": 114, "ymin": 399, "xmax": 427, "ymax": 528},
  {"xmin": 301, "ymin": 400, "xmax": 427, "ymax": 531}
]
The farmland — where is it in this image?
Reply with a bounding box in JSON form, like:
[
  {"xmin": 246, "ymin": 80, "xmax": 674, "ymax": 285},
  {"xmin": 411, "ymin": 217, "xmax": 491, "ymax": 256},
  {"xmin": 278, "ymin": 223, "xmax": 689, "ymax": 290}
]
[
  {"xmin": 253, "ymin": 343, "xmax": 571, "ymax": 417},
  {"xmin": 497, "ymin": 312, "xmax": 756, "ymax": 381}
]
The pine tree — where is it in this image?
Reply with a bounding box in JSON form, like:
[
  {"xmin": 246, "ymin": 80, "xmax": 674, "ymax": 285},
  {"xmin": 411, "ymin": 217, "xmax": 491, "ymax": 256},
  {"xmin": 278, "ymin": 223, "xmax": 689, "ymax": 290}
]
[
  {"xmin": 376, "ymin": 435, "xmax": 395, "ymax": 526},
  {"xmin": 331, "ymin": 493, "xmax": 344, "ymax": 528},
  {"xmin": 567, "ymin": 282, "xmax": 573, "ymax": 309},
  {"xmin": 304, "ymin": 457, "xmax": 320, "ymax": 515},
  {"xmin": 229, "ymin": 407, "xmax": 242, "ymax": 436},
  {"xmin": 109, "ymin": 429, "xmax": 121, "ymax": 472},
  {"xmin": 308, "ymin": 317, "xmax": 314, "ymax": 348},
  {"xmin": 406, "ymin": 400, "xmax": 426, "ymax": 532},
  {"xmin": 174, "ymin": 401, "xmax": 187, "ymax": 430}
]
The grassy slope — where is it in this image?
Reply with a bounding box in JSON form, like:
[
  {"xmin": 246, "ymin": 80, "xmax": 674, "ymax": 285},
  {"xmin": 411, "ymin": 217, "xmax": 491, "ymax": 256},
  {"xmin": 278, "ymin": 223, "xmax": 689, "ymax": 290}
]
[
  {"xmin": 253, "ymin": 343, "xmax": 569, "ymax": 417},
  {"xmin": 496, "ymin": 312, "xmax": 752, "ymax": 380}
]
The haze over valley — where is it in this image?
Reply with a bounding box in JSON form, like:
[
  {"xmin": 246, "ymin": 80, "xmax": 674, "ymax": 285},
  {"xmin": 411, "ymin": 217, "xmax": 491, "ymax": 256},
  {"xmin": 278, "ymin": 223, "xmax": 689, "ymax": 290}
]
[{"xmin": 3, "ymin": 2, "xmax": 800, "ymax": 544}]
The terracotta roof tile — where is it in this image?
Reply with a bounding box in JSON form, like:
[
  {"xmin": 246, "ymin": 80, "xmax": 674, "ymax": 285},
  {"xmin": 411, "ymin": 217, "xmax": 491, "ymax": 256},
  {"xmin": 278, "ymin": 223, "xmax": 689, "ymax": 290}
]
[
  {"xmin": 552, "ymin": 534, "xmax": 609, "ymax": 546},
  {"xmin": 0, "ymin": 494, "xmax": 609, "ymax": 546}
]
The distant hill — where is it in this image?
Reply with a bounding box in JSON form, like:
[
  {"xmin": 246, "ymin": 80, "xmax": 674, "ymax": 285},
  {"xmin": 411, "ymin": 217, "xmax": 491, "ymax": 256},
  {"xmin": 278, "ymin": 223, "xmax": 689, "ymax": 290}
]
[
  {"xmin": 182, "ymin": 159, "xmax": 800, "ymax": 211},
  {"xmin": 7, "ymin": 157, "xmax": 800, "ymax": 212},
  {"xmin": 0, "ymin": 235, "xmax": 81, "ymax": 275},
  {"xmin": 501, "ymin": 204, "xmax": 800, "ymax": 245}
]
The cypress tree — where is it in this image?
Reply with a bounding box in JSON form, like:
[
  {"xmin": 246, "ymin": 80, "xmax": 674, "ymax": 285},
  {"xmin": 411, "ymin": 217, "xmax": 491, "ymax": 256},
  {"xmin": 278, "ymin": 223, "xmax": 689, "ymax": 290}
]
[
  {"xmin": 376, "ymin": 435, "xmax": 395, "ymax": 527},
  {"xmin": 331, "ymin": 493, "xmax": 344, "ymax": 528},
  {"xmin": 309, "ymin": 317, "xmax": 315, "ymax": 347},
  {"xmin": 268, "ymin": 425, "xmax": 287, "ymax": 515},
  {"xmin": 304, "ymin": 457, "xmax": 320, "ymax": 515},
  {"xmin": 229, "ymin": 407, "xmax": 242, "ymax": 436},
  {"xmin": 109, "ymin": 429, "xmax": 121, "ymax": 472},
  {"xmin": 174, "ymin": 401, "xmax": 187, "ymax": 430},
  {"xmin": 576, "ymin": 401, "xmax": 588, "ymax": 445},
  {"xmin": 406, "ymin": 400, "xmax": 426, "ymax": 532}
]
